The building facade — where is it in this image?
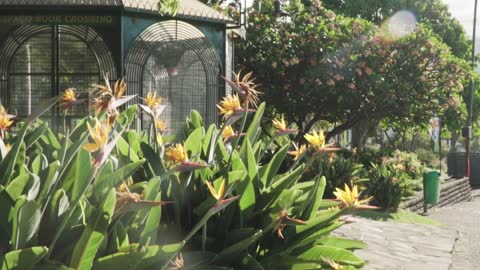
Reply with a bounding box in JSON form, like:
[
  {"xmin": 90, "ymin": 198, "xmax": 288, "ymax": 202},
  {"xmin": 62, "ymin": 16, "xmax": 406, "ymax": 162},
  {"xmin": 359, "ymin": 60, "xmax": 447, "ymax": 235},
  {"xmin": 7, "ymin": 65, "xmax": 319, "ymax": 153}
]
[{"xmin": 0, "ymin": 0, "xmax": 236, "ymax": 131}]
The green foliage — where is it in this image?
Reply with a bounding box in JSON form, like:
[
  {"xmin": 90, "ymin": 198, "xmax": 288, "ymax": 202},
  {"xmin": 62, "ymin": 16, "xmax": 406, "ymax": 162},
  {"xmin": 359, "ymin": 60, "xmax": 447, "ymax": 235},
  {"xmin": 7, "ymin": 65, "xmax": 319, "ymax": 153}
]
[
  {"xmin": 322, "ymin": 0, "xmax": 471, "ymax": 59},
  {"xmin": 365, "ymin": 163, "xmax": 409, "ymax": 211},
  {"xmin": 323, "ymin": 0, "xmax": 480, "ymax": 137},
  {"xmin": 0, "ymin": 98, "xmax": 371, "ymax": 269},
  {"xmin": 384, "ymin": 150, "xmax": 427, "ymax": 180},
  {"xmin": 236, "ymin": 0, "xmax": 471, "ymax": 139},
  {"xmin": 158, "ymin": 0, "xmax": 179, "ymax": 16},
  {"xmin": 303, "ymin": 151, "xmax": 367, "ymax": 198}
]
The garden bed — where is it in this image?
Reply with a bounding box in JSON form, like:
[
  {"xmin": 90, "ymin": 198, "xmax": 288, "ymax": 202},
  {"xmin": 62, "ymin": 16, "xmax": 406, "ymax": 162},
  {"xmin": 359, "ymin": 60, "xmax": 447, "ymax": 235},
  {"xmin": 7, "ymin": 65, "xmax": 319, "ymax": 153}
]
[{"xmin": 400, "ymin": 177, "xmax": 471, "ymax": 212}]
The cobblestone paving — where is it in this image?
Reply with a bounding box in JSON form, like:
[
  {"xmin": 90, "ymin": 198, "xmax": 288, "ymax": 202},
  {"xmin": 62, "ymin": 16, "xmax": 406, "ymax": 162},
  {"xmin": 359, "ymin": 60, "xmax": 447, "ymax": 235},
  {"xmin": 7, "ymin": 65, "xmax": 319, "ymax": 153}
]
[
  {"xmin": 429, "ymin": 196, "xmax": 480, "ymax": 270},
  {"xmin": 335, "ymin": 217, "xmax": 458, "ymax": 270}
]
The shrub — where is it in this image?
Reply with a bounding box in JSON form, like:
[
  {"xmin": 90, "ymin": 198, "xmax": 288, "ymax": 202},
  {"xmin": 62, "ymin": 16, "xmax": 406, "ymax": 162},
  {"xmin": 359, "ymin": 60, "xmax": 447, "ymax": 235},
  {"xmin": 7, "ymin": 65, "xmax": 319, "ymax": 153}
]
[
  {"xmin": 365, "ymin": 163, "xmax": 409, "ymax": 211},
  {"xmin": 386, "ymin": 150, "xmax": 426, "ymax": 179}
]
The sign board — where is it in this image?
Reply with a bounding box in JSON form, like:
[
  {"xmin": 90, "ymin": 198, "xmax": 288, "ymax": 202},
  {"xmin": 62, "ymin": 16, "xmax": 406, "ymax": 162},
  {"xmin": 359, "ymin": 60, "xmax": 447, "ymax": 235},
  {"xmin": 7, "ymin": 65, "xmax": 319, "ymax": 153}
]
[
  {"xmin": 0, "ymin": 15, "xmax": 115, "ymax": 25},
  {"xmin": 429, "ymin": 116, "xmax": 441, "ymax": 153}
]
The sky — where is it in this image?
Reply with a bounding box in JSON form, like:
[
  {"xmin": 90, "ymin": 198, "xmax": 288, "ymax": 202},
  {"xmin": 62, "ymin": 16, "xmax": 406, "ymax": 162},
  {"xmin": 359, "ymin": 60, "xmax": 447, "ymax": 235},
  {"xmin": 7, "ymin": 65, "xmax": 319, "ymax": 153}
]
[{"xmin": 443, "ymin": 0, "xmax": 476, "ymax": 37}]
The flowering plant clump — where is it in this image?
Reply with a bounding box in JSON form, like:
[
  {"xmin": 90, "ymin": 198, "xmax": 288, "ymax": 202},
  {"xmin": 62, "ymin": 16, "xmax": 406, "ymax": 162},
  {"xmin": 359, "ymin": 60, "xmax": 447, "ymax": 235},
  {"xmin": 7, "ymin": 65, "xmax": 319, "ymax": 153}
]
[{"xmin": 0, "ymin": 72, "xmax": 371, "ymax": 270}]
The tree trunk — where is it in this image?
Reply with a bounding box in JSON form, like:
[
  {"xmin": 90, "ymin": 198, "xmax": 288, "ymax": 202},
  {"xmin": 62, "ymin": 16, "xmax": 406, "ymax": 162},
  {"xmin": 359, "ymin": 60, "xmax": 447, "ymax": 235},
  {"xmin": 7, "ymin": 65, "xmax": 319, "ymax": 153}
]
[{"xmin": 351, "ymin": 119, "xmax": 376, "ymax": 151}]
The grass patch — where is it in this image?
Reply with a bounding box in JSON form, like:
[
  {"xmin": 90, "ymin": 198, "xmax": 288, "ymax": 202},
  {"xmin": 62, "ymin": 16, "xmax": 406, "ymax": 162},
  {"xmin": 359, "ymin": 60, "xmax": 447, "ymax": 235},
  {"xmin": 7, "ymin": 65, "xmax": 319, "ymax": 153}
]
[{"xmin": 354, "ymin": 210, "xmax": 444, "ymax": 226}]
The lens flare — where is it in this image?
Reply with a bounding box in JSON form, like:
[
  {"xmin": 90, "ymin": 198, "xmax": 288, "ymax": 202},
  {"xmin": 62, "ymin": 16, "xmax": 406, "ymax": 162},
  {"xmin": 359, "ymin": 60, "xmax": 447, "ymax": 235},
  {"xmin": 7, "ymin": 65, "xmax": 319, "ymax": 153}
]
[{"xmin": 382, "ymin": 10, "xmax": 417, "ymax": 40}]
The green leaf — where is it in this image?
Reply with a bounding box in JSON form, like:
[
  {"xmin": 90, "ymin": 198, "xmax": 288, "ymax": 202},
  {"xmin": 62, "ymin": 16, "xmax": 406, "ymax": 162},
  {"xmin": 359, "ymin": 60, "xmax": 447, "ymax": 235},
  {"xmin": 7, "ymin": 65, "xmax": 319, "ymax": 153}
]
[
  {"xmin": 213, "ymin": 230, "xmax": 263, "ymax": 265},
  {"xmin": 107, "ymin": 221, "xmax": 129, "ymax": 253},
  {"xmin": 245, "ymin": 102, "xmax": 265, "ymax": 145},
  {"xmin": 39, "ymin": 127, "xmax": 61, "ymax": 151},
  {"xmin": 237, "ymin": 140, "xmax": 257, "ymax": 220},
  {"xmin": 263, "ymin": 255, "xmax": 322, "ymax": 270},
  {"xmin": 0, "ymin": 246, "xmax": 48, "ymax": 270},
  {"xmin": 245, "ymin": 139, "xmax": 258, "ymax": 179},
  {"xmin": 297, "ymin": 245, "xmax": 364, "ymax": 266},
  {"xmin": 6, "ymin": 174, "xmax": 30, "ymax": 201},
  {"xmin": 186, "ymin": 110, "xmax": 204, "ymax": 131},
  {"xmin": 317, "ymin": 236, "xmax": 367, "ymax": 250},
  {"xmin": 260, "ymin": 144, "xmax": 289, "ymax": 188},
  {"xmin": 241, "ymin": 254, "xmax": 264, "ymax": 270},
  {"xmin": 92, "ymin": 246, "xmax": 146, "ymax": 270},
  {"xmin": 141, "ymin": 142, "xmax": 166, "ymax": 177},
  {"xmin": 184, "ymin": 196, "xmax": 240, "ymax": 244},
  {"xmin": 0, "ymin": 125, "xmax": 28, "ymax": 185},
  {"xmin": 130, "ymin": 177, "xmax": 161, "ymax": 227},
  {"xmin": 57, "ymin": 131, "xmax": 90, "ymax": 186},
  {"xmin": 260, "ymin": 165, "xmax": 304, "ymax": 210},
  {"xmin": 0, "ymin": 188, "xmax": 14, "ymax": 248},
  {"xmin": 202, "ymin": 124, "xmax": 216, "ymax": 161},
  {"xmin": 24, "ymin": 122, "xmax": 48, "ymax": 149},
  {"xmin": 117, "ymin": 104, "xmax": 138, "ymax": 128},
  {"xmin": 37, "ymin": 161, "xmax": 60, "ymax": 204},
  {"xmin": 71, "ymin": 148, "xmax": 93, "ymax": 203},
  {"xmin": 41, "ymin": 189, "xmax": 70, "ymax": 243},
  {"xmin": 185, "ymin": 127, "xmax": 205, "ymax": 158},
  {"xmin": 11, "ymin": 199, "xmax": 42, "ymax": 249},
  {"xmin": 116, "ymin": 136, "xmax": 140, "ymax": 162},
  {"xmin": 136, "ymin": 243, "xmax": 182, "ymax": 270},
  {"xmin": 287, "ymin": 220, "xmax": 343, "ymax": 253},
  {"xmin": 301, "ymin": 176, "xmax": 326, "ymax": 220},
  {"xmin": 69, "ymin": 188, "xmax": 116, "ymax": 269},
  {"xmin": 139, "ymin": 193, "xmax": 162, "ymax": 246},
  {"xmin": 90, "ymin": 160, "xmax": 145, "ymax": 203},
  {"xmin": 30, "ymin": 154, "xmax": 47, "ymax": 175}
]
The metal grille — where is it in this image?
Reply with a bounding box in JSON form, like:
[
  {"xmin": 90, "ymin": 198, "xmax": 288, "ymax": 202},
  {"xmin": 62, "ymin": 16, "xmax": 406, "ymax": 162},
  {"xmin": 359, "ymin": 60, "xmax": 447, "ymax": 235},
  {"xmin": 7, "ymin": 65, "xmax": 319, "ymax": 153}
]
[
  {"xmin": 126, "ymin": 20, "xmax": 221, "ymax": 132},
  {"xmin": 0, "ymin": 25, "xmax": 116, "ymax": 128}
]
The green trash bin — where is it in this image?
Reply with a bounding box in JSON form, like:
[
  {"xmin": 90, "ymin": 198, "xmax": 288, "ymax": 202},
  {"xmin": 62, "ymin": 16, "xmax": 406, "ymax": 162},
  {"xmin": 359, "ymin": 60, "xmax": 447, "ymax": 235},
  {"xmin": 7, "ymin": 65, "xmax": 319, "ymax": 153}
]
[{"xmin": 423, "ymin": 171, "xmax": 440, "ymax": 204}]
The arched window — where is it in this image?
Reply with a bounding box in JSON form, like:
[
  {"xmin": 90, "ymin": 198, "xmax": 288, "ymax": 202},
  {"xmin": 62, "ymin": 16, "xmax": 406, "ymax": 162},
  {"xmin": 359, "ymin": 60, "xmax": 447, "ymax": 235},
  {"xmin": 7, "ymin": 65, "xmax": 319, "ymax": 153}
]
[
  {"xmin": 126, "ymin": 20, "xmax": 221, "ymax": 132},
  {"xmin": 0, "ymin": 25, "xmax": 116, "ymax": 129}
]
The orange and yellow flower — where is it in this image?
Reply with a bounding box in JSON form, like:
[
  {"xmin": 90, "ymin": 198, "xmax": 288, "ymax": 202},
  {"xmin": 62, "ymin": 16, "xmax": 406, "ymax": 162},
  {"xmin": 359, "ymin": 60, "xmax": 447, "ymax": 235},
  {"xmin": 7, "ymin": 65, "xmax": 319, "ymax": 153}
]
[
  {"xmin": 272, "ymin": 116, "xmax": 288, "ymax": 131},
  {"xmin": 60, "ymin": 88, "xmax": 77, "ymax": 111},
  {"xmin": 155, "ymin": 119, "xmax": 166, "ymax": 133},
  {"xmin": 206, "ymin": 178, "xmax": 226, "ymax": 201},
  {"xmin": 272, "ymin": 115, "xmax": 298, "ymax": 136},
  {"xmin": 304, "ymin": 129, "xmax": 340, "ymax": 154},
  {"xmin": 165, "ymin": 143, "xmax": 189, "ymax": 165},
  {"xmin": 232, "ymin": 71, "xmax": 261, "ymax": 107},
  {"xmin": 304, "ymin": 129, "xmax": 325, "ymax": 148},
  {"xmin": 217, "ymin": 94, "xmax": 242, "ymax": 118},
  {"xmin": 91, "ymin": 78, "xmax": 132, "ymax": 116},
  {"xmin": 333, "ymin": 183, "xmax": 373, "ymax": 208},
  {"xmin": 222, "ymin": 125, "xmax": 235, "ymax": 141},
  {"xmin": 0, "ymin": 105, "xmax": 14, "ymax": 135},
  {"xmin": 143, "ymin": 91, "xmax": 163, "ymax": 109},
  {"xmin": 83, "ymin": 119, "xmax": 110, "ymax": 152},
  {"xmin": 273, "ymin": 209, "xmax": 306, "ymax": 239},
  {"xmin": 288, "ymin": 142, "xmax": 307, "ymax": 161}
]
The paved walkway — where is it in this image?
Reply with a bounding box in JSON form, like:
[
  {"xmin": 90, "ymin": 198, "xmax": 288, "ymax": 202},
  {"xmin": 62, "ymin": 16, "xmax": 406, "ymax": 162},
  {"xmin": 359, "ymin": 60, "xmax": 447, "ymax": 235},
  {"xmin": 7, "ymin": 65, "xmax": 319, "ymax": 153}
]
[
  {"xmin": 335, "ymin": 195, "xmax": 480, "ymax": 269},
  {"xmin": 335, "ymin": 217, "xmax": 457, "ymax": 270},
  {"xmin": 429, "ymin": 196, "xmax": 480, "ymax": 270}
]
